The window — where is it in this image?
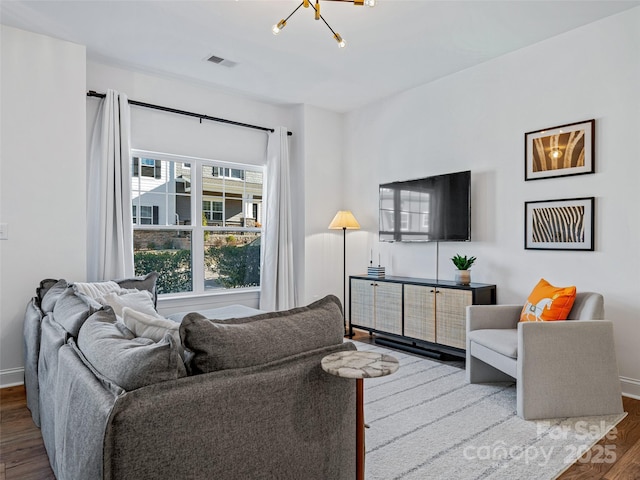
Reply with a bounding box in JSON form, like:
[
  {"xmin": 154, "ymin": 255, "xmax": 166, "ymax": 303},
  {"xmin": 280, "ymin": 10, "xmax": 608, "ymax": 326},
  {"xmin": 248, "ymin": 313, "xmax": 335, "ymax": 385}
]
[
  {"xmin": 132, "ymin": 205, "xmax": 158, "ymax": 225},
  {"xmin": 131, "ymin": 150, "xmax": 263, "ymax": 296},
  {"xmin": 133, "ymin": 157, "xmax": 162, "ymax": 178},
  {"xmin": 203, "ymin": 200, "xmax": 223, "ymax": 223},
  {"xmin": 211, "ymin": 166, "xmax": 244, "ymax": 180}
]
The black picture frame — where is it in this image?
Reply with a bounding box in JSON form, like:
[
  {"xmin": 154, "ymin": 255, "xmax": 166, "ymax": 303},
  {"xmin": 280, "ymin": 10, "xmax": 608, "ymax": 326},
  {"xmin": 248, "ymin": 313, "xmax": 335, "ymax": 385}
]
[
  {"xmin": 525, "ymin": 119, "xmax": 595, "ymax": 181},
  {"xmin": 524, "ymin": 197, "xmax": 594, "ymax": 251}
]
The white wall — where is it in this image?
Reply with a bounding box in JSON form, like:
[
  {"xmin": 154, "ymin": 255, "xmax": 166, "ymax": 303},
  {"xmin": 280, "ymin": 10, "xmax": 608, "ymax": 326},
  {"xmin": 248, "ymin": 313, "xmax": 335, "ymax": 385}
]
[
  {"xmin": 0, "ymin": 26, "xmax": 87, "ymax": 386},
  {"xmin": 343, "ymin": 8, "xmax": 640, "ymax": 397},
  {"xmin": 300, "ymin": 105, "xmax": 347, "ymax": 306}
]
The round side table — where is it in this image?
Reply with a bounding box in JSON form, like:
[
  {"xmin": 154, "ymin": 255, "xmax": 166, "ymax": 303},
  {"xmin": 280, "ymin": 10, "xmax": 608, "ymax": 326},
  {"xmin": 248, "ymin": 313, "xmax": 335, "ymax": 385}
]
[{"xmin": 322, "ymin": 350, "xmax": 399, "ymax": 480}]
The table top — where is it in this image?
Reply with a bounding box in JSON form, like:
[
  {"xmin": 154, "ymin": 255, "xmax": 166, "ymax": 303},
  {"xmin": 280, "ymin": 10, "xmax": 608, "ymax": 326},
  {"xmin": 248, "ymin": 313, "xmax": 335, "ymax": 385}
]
[{"xmin": 321, "ymin": 350, "xmax": 399, "ymax": 379}]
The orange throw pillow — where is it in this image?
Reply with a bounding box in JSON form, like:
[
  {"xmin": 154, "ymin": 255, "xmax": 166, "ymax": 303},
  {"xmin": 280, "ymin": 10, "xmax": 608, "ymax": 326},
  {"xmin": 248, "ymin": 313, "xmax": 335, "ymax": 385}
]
[{"xmin": 520, "ymin": 278, "xmax": 577, "ymax": 322}]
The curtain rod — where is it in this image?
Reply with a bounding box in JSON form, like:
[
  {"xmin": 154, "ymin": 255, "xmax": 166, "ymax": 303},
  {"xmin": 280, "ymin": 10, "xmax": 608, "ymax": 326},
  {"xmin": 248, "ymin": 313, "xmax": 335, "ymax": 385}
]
[{"xmin": 86, "ymin": 91, "xmax": 292, "ymax": 136}]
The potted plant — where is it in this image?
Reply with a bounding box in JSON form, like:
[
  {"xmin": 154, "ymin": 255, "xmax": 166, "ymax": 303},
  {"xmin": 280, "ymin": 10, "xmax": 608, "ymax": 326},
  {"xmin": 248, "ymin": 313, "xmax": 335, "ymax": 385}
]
[{"xmin": 451, "ymin": 254, "xmax": 476, "ymax": 285}]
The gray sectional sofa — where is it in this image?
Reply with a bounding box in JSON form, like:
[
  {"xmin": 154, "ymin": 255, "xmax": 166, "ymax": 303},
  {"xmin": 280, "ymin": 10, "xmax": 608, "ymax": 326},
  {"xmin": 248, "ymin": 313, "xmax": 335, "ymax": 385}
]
[{"xmin": 23, "ymin": 275, "xmax": 356, "ymax": 480}]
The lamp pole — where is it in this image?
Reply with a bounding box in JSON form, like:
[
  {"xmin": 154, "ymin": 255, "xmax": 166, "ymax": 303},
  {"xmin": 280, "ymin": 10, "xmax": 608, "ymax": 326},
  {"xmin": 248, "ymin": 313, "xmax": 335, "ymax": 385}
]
[
  {"xmin": 342, "ymin": 226, "xmax": 348, "ymax": 336},
  {"xmin": 328, "ymin": 210, "xmax": 360, "ymax": 337}
]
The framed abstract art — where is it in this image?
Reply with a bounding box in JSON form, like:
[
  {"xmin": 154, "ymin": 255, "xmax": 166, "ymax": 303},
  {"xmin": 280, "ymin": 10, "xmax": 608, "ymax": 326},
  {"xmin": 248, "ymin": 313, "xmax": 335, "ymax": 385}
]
[
  {"xmin": 525, "ymin": 119, "xmax": 595, "ymax": 181},
  {"xmin": 524, "ymin": 197, "xmax": 594, "ymax": 251}
]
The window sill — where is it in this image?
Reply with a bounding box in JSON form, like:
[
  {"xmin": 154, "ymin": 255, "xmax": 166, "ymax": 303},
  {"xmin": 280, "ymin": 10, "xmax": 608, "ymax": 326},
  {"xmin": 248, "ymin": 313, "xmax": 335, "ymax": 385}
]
[
  {"xmin": 157, "ymin": 287, "xmax": 260, "ymax": 316},
  {"xmin": 159, "ymin": 286, "xmax": 259, "ymax": 302}
]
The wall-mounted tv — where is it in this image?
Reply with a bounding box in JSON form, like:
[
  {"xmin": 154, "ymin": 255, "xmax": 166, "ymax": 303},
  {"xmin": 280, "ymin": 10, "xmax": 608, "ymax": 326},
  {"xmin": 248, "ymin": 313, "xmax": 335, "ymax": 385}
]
[{"xmin": 379, "ymin": 170, "xmax": 471, "ymax": 242}]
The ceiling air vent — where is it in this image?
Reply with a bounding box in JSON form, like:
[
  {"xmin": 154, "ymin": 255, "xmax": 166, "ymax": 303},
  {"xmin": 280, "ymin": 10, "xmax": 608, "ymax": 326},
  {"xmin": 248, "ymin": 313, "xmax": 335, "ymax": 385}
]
[{"xmin": 205, "ymin": 54, "xmax": 238, "ymax": 68}]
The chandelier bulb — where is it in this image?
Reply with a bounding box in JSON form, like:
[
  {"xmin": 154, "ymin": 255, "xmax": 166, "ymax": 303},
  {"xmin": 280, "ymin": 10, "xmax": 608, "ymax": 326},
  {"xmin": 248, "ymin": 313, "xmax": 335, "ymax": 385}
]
[
  {"xmin": 334, "ymin": 33, "xmax": 346, "ymax": 48},
  {"xmin": 272, "ymin": 19, "xmax": 286, "ymax": 35},
  {"xmin": 364, "ymin": 0, "xmax": 376, "ymax": 6}
]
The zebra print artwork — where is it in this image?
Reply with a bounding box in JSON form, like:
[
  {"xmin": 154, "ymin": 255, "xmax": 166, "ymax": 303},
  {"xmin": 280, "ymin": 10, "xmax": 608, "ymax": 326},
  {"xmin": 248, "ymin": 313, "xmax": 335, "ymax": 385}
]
[
  {"xmin": 531, "ymin": 205, "xmax": 584, "ymax": 243},
  {"xmin": 525, "ymin": 197, "xmax": 594, "ymax": 250}
]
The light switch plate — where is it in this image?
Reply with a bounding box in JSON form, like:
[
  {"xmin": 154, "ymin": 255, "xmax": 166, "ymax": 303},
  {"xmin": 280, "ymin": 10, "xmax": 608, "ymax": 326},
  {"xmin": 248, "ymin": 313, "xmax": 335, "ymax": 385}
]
[{"xmin": 0, "ymin": 223, "xmax": 7, "ymax": 240}]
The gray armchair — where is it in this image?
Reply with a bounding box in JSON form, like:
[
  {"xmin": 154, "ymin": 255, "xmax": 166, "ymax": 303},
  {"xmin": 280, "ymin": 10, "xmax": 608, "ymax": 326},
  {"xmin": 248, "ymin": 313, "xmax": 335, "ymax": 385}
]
[{"xmin": 466, "ymin": 292, "xmax": 623, "ymax": 420}]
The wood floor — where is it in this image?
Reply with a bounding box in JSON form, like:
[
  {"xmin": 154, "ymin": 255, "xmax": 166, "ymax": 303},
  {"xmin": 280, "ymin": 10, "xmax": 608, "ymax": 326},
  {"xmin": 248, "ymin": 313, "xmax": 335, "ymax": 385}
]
[
  {"xmin": 1, "ymin": 380, "xmax": 639, "ymax": 479},
  {"xmin": 0, "ymin": 386, "xmax": 54, "ymax": 480}
]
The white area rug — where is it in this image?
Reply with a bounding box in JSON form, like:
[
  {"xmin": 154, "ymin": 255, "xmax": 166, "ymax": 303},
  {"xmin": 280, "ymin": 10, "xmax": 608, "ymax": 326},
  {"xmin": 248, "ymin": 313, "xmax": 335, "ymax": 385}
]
[{"xmin": 352, "ymin": 341, "xmax": 626, "ymax": 480}]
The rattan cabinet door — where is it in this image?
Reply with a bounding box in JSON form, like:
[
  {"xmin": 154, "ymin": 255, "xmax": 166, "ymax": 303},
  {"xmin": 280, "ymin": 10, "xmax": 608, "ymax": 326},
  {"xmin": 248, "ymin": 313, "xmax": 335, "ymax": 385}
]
[
  {"xmin": 403, "ymin": 284, "xmax": 436, "ymax": 342},
  {"xmin": 374, "ymin": 281, "xmax": 403, "ymax": 335},
  {"xmin": 435, "ymin": 288, "xmax": 472, "ymax": 349},
  {"xmin": 351, "ymin": 278, "xmax": 375, "ymax": 329}
]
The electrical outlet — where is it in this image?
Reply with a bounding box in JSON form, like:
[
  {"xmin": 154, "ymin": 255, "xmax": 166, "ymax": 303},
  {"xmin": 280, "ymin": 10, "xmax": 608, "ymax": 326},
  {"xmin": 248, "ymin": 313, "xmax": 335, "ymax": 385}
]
[{"xmin": 0, "ymin": 223, "xmax": 7, "ymax": 240}]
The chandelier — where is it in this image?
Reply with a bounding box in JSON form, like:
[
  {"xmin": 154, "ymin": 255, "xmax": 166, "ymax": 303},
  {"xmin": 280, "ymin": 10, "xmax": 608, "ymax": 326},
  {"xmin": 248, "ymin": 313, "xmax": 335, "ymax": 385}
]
[{"xmin": 272, "ymin": 0, "xmax": 376, "ymax": 48}]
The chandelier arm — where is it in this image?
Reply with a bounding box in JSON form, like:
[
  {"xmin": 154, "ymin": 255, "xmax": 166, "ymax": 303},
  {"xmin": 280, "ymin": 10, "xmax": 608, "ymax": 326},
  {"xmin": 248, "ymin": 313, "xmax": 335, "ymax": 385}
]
[
  {"xmin": 284, "ymin": 1, "xmax": 306, "ymax": 22},
  {"xmin": 308, "ymin": 1, "xmax": 339, "ymax": 36},
  {"xmin": 318, "ymin": 13, "xmax": 338, "ymax": 36}
]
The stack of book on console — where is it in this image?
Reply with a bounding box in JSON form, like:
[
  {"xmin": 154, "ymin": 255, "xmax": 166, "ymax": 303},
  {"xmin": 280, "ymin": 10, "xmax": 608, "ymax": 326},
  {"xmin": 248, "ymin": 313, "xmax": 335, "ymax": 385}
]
[{"xmin": 367, "ymin": 266, "xmax": 385, "ymax": 278}]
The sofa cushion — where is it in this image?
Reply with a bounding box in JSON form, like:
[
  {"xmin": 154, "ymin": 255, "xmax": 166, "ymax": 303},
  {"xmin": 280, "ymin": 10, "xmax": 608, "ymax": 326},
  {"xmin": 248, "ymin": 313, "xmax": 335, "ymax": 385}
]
[
  {"xmin": 78, "ymin": 309, "xmax": 186, "ymax": 391},
  {"xmin": 40, "ymin": 279, "xmax": 68, "ymax": 314},
  {"xmin": 53, "ymin": 287, "xmax": 103, "ymax": 337},
  {"xmin": 116, "ymin": 272, "xmax": 159, "ymax": 307},
  {"xmin": 520, "ymin": 278, "xmax": 576, "ymax": 322},
  {"xmin": 122, "ymin": 307, "xmax": 180, "ymax": 345},
  {"xmin": 97, "ymin": 290, "xmax": 158, "ymax": 319},
  {"xmin": 180, "ymin": 294, "xmax": 344, "ymax": 373},
  {"xmin": 469, "ymin": 329, "xmax": 518, "ymax": 359}
]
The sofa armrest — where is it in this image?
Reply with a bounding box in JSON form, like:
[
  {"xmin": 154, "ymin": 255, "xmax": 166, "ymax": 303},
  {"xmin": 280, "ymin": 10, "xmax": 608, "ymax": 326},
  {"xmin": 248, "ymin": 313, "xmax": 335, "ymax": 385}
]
[
  {"xmin": 104, "ymin": 342, "xmax": 357, "ymax": 480},
  {"xmin": 517, "ymin": 320, "xmax": 623, "ymax": 420},
  {"xmin": 466, "ymin": 304, "xmax": 522, "ymax": 332}
]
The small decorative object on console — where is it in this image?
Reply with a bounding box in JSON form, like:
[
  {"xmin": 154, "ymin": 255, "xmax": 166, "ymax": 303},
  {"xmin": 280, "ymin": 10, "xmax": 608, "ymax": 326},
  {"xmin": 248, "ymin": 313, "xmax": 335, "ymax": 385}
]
[
  {"xmin": 367, "ymin": 265, "xmax": 385, "ymax": 278},
  {"xmin": 451, "ymin": 254, "xmax": 476, "ymax": 285}
]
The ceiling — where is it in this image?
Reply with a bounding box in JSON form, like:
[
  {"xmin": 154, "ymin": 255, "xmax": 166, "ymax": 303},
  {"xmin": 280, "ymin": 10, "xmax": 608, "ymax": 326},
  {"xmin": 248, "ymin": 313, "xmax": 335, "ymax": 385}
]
[{"xmin": 1, "ymin": 0, "xmax": 638, "ymax": 113}]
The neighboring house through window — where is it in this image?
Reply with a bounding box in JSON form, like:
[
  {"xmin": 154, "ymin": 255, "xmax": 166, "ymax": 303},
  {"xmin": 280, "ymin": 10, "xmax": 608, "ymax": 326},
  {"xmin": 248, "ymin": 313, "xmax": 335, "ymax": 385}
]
[
  {"xmin": 133, "ymin": 157, "xmax": 162, "ymax": 178},
  {"xmin": 131, "ymin": 151, "xmax": 263, "ymax": 295}
]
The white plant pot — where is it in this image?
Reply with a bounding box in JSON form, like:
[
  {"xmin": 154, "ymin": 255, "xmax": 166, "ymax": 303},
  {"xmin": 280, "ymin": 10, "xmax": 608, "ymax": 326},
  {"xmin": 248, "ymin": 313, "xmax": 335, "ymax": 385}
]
[{"xmin": 455, "ymin": 270, "xmax": 471, "ymax": 285}]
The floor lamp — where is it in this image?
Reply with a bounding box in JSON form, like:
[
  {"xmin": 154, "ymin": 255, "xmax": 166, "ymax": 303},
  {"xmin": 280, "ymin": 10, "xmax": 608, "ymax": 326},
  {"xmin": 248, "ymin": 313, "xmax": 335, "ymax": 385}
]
[{"xmin": 328, "ymin": 210, "xmax": 360, "ymax": 336}]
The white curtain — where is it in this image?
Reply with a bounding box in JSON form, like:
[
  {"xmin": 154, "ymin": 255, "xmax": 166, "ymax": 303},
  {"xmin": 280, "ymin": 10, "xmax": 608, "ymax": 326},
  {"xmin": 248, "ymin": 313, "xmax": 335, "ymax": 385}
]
[
  {"xmin": 260, "ymin": 126, "xmax": 296, "ymax": 311},
  {"xmin": 87, "ymin": 89, "xmax": 134, "ymax": 281}
]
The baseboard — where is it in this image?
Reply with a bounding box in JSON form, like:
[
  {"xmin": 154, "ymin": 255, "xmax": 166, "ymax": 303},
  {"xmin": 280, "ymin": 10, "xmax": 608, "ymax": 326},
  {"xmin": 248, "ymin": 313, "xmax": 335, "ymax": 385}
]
[
  {"xmin": 0, "ymin": 367, "xmax": 24, "ymax": 388},
  {"xmin": 621, "ymin": 376, "xmax": 640, "ymax": 400}
]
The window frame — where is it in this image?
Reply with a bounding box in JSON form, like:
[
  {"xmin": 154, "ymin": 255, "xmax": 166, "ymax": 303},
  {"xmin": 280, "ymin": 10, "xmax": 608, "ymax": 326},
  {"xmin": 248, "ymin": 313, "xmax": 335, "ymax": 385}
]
[{"xmin": 131, "ymin": 149, "xmax": 264, "ymax": 297}]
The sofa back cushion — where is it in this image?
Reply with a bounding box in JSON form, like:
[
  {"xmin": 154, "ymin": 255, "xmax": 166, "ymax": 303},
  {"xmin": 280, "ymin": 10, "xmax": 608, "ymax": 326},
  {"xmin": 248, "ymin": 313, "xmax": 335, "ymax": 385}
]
[
  {"xmin": 78, "ymin": 309, "xmax": 186, "ymax": 391},
  {"xmin": 180, "ymin": 295, "xmax": 344, "ymax": 373},
  {"xmin": 567, "ymin": 292, "xmax": 604, "ymax": 320},
  {"xmin": 53, "ymin": 287, "xmax": 103, "ymax": 337},
  {"xmin": 115, "ymin": 272, "xmax": 159, "ymax": 307},
  {"xmin": 40, "ymin": 279, "xmax": 68, "ymax": 314}
]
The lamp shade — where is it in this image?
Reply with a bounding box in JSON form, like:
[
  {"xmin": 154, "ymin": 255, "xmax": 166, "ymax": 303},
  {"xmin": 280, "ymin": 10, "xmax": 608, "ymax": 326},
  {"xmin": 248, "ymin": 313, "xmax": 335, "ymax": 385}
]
[{"xmin": 328, "ymin": 210, "xmax": 360, "ymax": 230}]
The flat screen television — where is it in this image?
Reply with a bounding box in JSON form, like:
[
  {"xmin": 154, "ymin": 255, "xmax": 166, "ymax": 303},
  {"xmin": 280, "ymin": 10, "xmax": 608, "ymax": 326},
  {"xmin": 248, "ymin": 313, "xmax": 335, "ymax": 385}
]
[{"xmin": 379, "ymin": 170, "xmax": 471, "ymax": 242}]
